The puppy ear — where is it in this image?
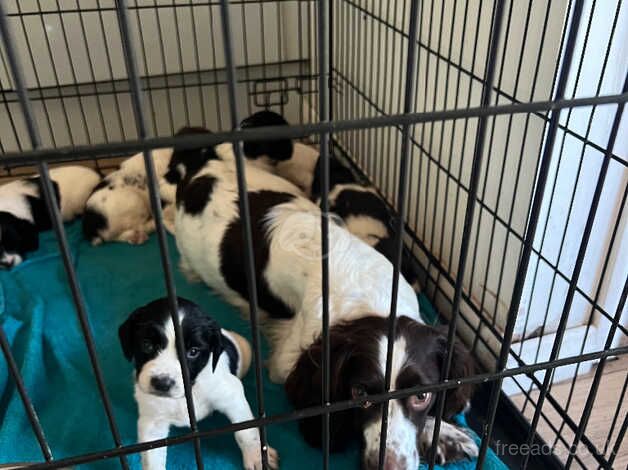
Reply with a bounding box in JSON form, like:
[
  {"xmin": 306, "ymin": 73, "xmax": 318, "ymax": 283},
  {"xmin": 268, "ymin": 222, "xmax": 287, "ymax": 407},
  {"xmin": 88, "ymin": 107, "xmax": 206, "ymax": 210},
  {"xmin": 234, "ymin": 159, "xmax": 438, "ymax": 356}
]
[
  {"xmin": 202, "ymin": 318, "xmax": 224, "ymax": 372},
  {"xmin": 118, "ymin": 308, "xmax": 143, "ymax": 362},
  {"xmin": 285, "ymin": 330, "xmax": 357, "ymax": 451},
  {"xmin": 435, "ymin": 331, "xmax": 475, "ymax": 418},
  {"xmin": 239, "ymin": 110, "xmax": 293, "ymax": 162}
]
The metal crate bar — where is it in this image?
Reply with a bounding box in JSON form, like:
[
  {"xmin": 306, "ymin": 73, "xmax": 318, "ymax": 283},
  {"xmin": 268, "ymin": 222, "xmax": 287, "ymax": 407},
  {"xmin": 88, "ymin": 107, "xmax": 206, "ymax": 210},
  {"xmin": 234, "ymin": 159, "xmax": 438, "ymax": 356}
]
[
  {"xmin": 2, "ymin": 91, "xmax": 625, "ymax": 167},
  {"xmin": 114, "ymin": 1, "xmax": 204, "ymax": 468},
  {"xmin": 427, "ymin": 1, "xmax": 506, "ymax": 468},
  {"xmin": 0, "ymin": 326, "xmax": 52, "ymax": 461},
  {"xmin": 565, "ymin": 278, "xmax": 628, "ymax": 468},
  {"xmin": 377, "ymin": 1, "xmax": 421, "ymax": 469},
  {"xmin": 475, "ymin": 1, "xmax": 587, "ymax": 467},
  {"xmin": 218, "ymin": 0, "xmax": 270, "ymax": 468},
  {"xmin": 19, "ymin": 345, "xmax": 628, "ymax": 470},
  {"xmin": 0, "ymin": 4, "xmax": 129, "ymax": 469},
  {"xmin": 522, "ymin": 71, "xmax": 628, "ymax": 469},
  {"xmin": 316, "ymin": 0, "xmax": 332, "ymax": 467}
]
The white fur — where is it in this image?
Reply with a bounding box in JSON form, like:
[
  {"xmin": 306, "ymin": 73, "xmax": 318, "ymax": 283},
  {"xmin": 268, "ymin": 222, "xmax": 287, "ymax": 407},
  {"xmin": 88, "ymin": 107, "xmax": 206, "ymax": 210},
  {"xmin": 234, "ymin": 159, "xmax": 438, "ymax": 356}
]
[
  {"xmin": 274, "ymin": 143, "xmax": 320, "ymax": 196},
  {"xmin": 0, "ymin": 180, "xmax": 40, "ymax": 223},
  {"xmin": 362, "ymin": 336, "xmax": 419, "ymax": 469},
  {"xmin": 0, "ymin": 166, "xmax": 100, "ymax": 223},
  {"xmin": 420, "ymin": 418, "xmax": 479, "ymax": 465},
  {"xmin": 136, "ymin": 315, "xmax": 277, "ymax": 470},
  {"xmin": 84, "ymin": 148, "xmax": 175, "ymax": 244}
]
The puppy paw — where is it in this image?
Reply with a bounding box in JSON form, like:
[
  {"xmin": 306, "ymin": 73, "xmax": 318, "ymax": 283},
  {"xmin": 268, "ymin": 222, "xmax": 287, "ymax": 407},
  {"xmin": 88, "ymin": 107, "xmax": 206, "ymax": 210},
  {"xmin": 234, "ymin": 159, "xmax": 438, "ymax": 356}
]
[
  {"xmin": 420, "ymin": 420, "xmax": 478, "ymax": 464},
  {"xmin": 119, "ymin": 229, "xmax": 149, "ymax": 245},
  {"xmin": 242, "ymin": 445, "xmax": 279, "ymax": 470}
]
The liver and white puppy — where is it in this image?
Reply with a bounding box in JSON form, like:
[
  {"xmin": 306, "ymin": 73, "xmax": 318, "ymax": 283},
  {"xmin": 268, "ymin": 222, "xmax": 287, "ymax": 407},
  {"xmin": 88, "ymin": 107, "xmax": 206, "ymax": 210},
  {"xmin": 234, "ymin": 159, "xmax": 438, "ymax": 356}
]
[
  {"xmin": 286, "ymin": 316, "xmax": 477, "ymax": 468},
  {"xmin": 82, "ymin": 147, "xmax": 176, "ymax": 246},
  {"xmin": 0, "ymin": 166, "xmax": 100, "ymax": 268},
  {"xmin": 172, "ymin": 149, "xmax": 477, "ymax": 468},
  {"xmin": 119, "ymin": 297, "xmax": 278, "ymax": 470}
]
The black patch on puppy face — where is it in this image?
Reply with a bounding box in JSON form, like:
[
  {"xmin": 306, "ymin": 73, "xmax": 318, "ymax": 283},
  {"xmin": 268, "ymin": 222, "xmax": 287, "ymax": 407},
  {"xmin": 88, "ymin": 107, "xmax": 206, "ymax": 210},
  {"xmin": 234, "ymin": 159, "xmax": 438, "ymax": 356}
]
[
  {"xmin": 82, "ymin": 207, "xmax": 108, "ymax": 242},
  {"xmin": 220, "ymin": 190, "xmax": 296, "ymax": 319},
  {"xmin": 118, "ymin": 297, "xmax": 225, "ymax": 383},
  {"xmin": 165, "ymin": 126, "xmax": 217, "ymax": 185},
  {"xmin": 0, "ymin": 212, "xmax": 39, "ymax": 264},
  {"xmin": 239, "ymin": 110, "xmax": 293, "ymax": 162},
  {"xmin": 177, "ymin": 175, "xmax": 217, "ymax": 216}
]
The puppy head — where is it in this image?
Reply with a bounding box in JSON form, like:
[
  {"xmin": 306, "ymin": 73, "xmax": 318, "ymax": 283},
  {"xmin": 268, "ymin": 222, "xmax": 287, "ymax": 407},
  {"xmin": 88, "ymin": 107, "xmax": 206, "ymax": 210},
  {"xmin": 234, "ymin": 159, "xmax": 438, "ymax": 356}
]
[
  {"xmin": 165, "ymin": 126, "xmax": 217, "ymax": 185},
  {"xmin": 119, "ymin": 297, "xmax": 224, "ymax": 398},
  {"xmin": 82, "ymin": 183, "xmax": 151, "ymax": 245},
  {"xmin": 285, "ymin": 316, "xmax": 474, "ymax": 469},
  {"xmin": 239, "ymin": 110, "xmax": 293, "ymax": 162},
  {"xmin": 0, "ymin": 212, "xmax": 38, "ymax": 268}
]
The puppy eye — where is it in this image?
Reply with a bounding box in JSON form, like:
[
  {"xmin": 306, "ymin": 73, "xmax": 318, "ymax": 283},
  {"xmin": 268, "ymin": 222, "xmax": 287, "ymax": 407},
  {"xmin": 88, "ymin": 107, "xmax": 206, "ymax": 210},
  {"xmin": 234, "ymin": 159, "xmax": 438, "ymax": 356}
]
[
  {"xmin": 142, "ymin": 339, "xmax": 154, "ymax": 354},
  {"xmin": 351, "ymin": 385, "xmax": 373, "ymax": 409},
  {"xmin": 408, "ymin": 392, "xmax": 432, "ymax": 411},
  {"xmin": 187, "ymin": 347, "xmax": 201, "ymax": 359}
]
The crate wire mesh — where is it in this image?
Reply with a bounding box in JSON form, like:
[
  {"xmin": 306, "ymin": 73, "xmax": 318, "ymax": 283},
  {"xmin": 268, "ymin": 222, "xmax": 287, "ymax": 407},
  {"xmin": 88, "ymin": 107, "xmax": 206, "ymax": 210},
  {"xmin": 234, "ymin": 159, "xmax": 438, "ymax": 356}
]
[{"xmin": 0, "ymin": 0, "xmax": 626, "ymax": 469}]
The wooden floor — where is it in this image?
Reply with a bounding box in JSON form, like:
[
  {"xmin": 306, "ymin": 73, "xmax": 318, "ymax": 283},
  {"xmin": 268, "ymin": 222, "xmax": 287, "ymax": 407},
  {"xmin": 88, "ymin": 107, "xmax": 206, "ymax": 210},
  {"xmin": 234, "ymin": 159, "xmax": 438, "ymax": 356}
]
[{"xmin": 512, "ymin": 355, "xmax": 628, "ymax": 469}]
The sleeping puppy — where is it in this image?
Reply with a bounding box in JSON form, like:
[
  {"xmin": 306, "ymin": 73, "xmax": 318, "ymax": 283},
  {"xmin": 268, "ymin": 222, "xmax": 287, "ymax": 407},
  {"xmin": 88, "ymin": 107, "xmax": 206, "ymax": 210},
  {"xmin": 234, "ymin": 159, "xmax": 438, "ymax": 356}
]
[
  {"xmin": 172, "ymin": 149, "xmax": 477, "ymax": 468},
  {"xmin": 119, "ymin": 297, "xmax": 278, "ymax": 470},
  {"xmin": 0, "ymin": 166, "xmax": 100, "ymax": 268},
  {"xmin": 82, "ymin": 147, "xmax": 175, "ymax": 245},
  {"xmin": 233, "ymin": 111, "xmax": 420, "ymax": 289}
]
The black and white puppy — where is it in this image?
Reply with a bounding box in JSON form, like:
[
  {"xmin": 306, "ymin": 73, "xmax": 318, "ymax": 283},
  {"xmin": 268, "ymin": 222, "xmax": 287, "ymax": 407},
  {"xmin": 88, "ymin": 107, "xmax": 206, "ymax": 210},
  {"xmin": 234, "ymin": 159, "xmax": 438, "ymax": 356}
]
[
  {"xmin": 172, "ymin": 147, "xmax": 476, "ymax": 467},
  {"xmin": 82, "ymin": 147, "xmax": 176, "ymax": 246},
  {"xmin": 119, "ymin": 297, "xmax": 278, "ymax": 470},
  {"xmin": 285, "ymin": 316, "xmax": 477, "ymax": 468},
  {"xmin": 0, "ymin": 166, "xmax": 100, "ymax": 268}
]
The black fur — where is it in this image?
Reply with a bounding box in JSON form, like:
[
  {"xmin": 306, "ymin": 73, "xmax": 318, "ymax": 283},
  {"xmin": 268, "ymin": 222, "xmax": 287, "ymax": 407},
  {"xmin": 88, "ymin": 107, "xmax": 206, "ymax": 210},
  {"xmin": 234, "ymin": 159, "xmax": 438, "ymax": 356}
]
[
  {"xmin": 310, "ymin": 155, "xmax": 356, "ymax": 201},
  {"xmin": 220, "ymin": 190, "xmax": 296, "ymax": 319},
  {"xmin": 118, "ymin": 297, "xmax": 226, "ymax": 382},
  {"xmin": 82, "ymin": 207, "xmax": 108, "ymax": 242},
  {"xmin": 221, "ymin": 333, "xmax": 240, "ymax": 375},
  {"xmin": 23, "ymin": 177, "xmax": 61, "ymax": 231},
  {"xmin": 0, "ymin": 212, "xmax": 39, "ymax": 264},
  {"xmin": 240, "ymin": 110, "xmax": 294, "ymax": 162},
  {"xmin": 178, "ymin": 175, "xmax": 217, "ymax": 216},
  {"xmin": 329, "ymin": 188, "xmax": 392, "ymax": 226}
]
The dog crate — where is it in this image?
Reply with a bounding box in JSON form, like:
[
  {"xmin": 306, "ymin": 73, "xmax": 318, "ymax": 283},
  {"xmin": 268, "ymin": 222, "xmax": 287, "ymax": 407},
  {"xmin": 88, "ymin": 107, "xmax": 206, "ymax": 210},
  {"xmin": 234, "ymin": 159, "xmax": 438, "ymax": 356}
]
[{"xmin": 0, "ymin": 0, "xmax": 626, "ymax": 469}]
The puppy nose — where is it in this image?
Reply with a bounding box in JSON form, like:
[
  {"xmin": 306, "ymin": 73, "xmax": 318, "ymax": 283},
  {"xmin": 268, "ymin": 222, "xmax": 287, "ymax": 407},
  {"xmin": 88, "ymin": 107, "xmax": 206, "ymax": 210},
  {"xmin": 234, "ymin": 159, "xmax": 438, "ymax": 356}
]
[
  {"xmin": 1, "ymin": 259, "xmax": 14, "ymax": 268},
  {"xmin": 151, "ymin": 375, "xmax": 175, "ymax": 393}
]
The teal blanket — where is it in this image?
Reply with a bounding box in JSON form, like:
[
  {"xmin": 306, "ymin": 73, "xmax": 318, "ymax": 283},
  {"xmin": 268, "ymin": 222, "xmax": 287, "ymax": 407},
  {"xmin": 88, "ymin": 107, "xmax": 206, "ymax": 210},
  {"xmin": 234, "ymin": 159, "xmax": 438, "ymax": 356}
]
[{"xmin": 0, "ymin": 222, "xmax": 506, "ymax": 469}]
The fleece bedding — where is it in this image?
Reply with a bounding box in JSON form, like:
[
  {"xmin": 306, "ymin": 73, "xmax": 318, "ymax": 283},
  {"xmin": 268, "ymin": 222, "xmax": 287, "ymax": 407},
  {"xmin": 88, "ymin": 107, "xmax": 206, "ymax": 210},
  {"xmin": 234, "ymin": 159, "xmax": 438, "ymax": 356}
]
[{"xmin": 0, "ymin": 222, "xmax": 506, "ymax": 470}]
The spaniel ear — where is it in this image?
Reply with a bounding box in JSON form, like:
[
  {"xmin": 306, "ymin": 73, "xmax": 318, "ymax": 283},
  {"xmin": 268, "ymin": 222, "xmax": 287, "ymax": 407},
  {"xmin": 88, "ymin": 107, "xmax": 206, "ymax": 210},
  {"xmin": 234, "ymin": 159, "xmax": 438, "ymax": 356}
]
[
  {"xmin": 118, "ymin": 307, "xmax": 145, "ymax": 362},
  {"xmin": 434, "ymin": 330, "xmax": 475, "ymax": 418},
  {"xmin": 203, "ymin": 318, "xmax": 224, "ymax": 372},
  {"xmin": 284, "ymin": 330, "xmax": 357, "ymax": 452}
]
